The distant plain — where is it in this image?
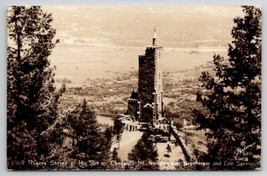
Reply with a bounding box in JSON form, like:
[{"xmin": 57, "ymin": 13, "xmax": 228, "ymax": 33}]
[{"xmin": 46, "ymin": 6, "xmax": 243, "ymax": 85}]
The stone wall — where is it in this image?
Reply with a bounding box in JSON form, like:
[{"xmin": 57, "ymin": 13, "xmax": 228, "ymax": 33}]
[
  {"xmin": 138, "ymin": 47, "xmax": 157, "ymax": 123},
  {"xmin": 127, "ymin": 99, "xmax": 138, "ymax": 118}
]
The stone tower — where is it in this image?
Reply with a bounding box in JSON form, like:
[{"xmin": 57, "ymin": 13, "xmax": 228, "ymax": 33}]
[
  {"xmin": 127, "ymin": 89, "xmax": 138, "ymax": 118},
  {"xmin": 138, "ymin": 27, "xmax": 163, "ymax": 124}
]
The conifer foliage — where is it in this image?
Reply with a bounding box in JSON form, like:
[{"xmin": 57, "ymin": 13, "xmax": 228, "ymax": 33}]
[
  {"xmin": 128, "ymin": 133, "xmax": 159, "ymax": 170},
  {"xmin": 113, "ymin": 116, "xmax": 124, "ymax": 148},
  {"xmin": 67, "ymin": 99, "xmax": 110, "ymax": 170},
  {"xmin": 194, "ymin": 6, "xmax": 261, "ymax": 170},
  {"xmin": 7, "ymin": 6, "xmax": 64, "ymax": 170}
]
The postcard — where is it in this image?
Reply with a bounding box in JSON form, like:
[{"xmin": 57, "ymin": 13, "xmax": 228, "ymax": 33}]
[{"xmin": 7, "ymin": 5, "xmax": 261, "ymax": 171}]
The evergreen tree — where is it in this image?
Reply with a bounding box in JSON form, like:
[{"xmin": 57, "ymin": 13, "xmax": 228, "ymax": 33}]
[
  {"xmin": 7, "ymin": 122, "xmax": 37, "ymax": 170},
  {"xmin": 7, "ymin": 6, "xmax": 64, "ymax": 170},
  {"xmin": 112, "ymin": 148, "xmax": 121, "ymax": 162},
  {"xmin": 104, "ymin": 127, "xmax": 113, "ymax": 148},
  {"xmin": 128, "ymin": 133, "xmax": 159, "ymax": 170},
  {"xmin": 113, "ymin": 116, "xmax": 124, "ymax": 149},
  {"xmin": 193, "ymin": 6, "xmax": 261, "ymax": 170},
  {"xmin": 68, "ymin": 99, "xmax": 110, "ymax": 170},
  {"xmin": 108, "ymin": 148, "xmax": 123, "ymax": 170}
]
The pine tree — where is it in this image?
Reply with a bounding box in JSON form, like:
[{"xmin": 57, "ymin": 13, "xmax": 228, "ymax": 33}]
[
  {"xmin": 7, "ymin": 6, "xmax": 64, "ymax": 170},
  {"xmin": 128, "ymin": 133, "xmax": 159, "ymax": 170},
  {"xmin": 112, "ymin": 148, "xmax": 121, "ymax": 162},
  {"xmin": 193, "ymin": 6, "xmax": 261, "ymax": 170},
  {"xmin": 68, "ymin": 99, "xmax": 110, "ymax": 170},
  {"xmin": 7, "ymin": 122, "xmax": 37, "ymax": 170},
  {"xmin": 113, "ymin": 116, "xmax": 124, "ymax": 149}
]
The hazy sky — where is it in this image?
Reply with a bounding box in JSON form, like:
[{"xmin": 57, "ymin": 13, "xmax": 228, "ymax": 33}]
[{"xmin": 44, "ymin": 6, "xmax": 244, "ymax": 48}]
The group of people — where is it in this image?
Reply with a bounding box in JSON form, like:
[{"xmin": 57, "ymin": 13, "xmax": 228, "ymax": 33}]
[{"xmin": 124, "ymin": 123, "xmax": 138, "ymax": 132}]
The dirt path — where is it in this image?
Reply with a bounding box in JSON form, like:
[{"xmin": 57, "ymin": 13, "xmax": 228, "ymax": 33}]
[
  {"xmin": 156, "ymin": 141, "xmax": 184, "ymax": 170},
  {"xmin": 117, "ymin": 129, "xmax": 143, "ymax": 161}
]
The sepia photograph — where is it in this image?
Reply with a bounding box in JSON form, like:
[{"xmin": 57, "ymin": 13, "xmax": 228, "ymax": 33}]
[{"xmin": 7, "ymin": 5, "xmax": 261, "ymax": 171}]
